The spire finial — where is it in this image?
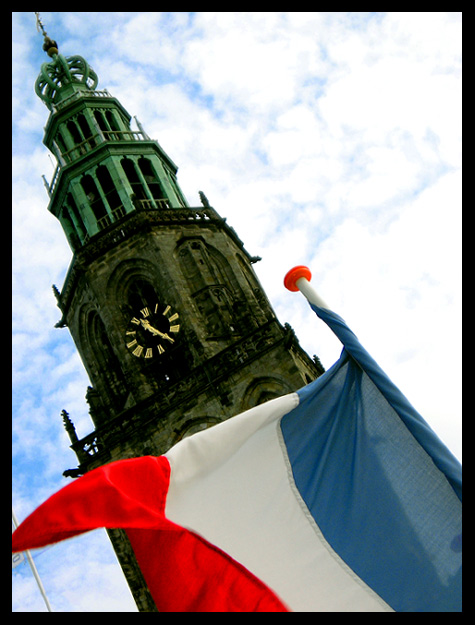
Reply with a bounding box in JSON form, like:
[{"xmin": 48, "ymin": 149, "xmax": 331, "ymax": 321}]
[
  {"xmin": 35, "ymin": 12, "xmax": 47, "ymax": 37},
  {"xmin": 35, "ymin": 12, "xmax": 58, "ymax": 57}
]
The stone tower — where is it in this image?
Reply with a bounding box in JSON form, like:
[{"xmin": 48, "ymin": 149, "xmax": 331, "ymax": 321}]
[{"xmin": 35, "ymin": 31, "xmax": 324, "ymax": 611}]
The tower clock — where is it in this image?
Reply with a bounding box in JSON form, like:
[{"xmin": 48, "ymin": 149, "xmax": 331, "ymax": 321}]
[
  {"xmin": 33, "ymin": 30, "xmax": 324, "ymax": 611},
  {"xmin": 125, "ymin": 304, "xmax": 180, "ymax": 359}
]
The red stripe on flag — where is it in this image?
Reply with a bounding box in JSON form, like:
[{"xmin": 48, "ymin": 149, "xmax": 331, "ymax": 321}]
[
  {"xmin": 127, "ymin": 525, "xmax": 289, "ymax": 611},
  {"xmin": 12, "ymin": 456, "xmax": 288, "ymax": 612}
]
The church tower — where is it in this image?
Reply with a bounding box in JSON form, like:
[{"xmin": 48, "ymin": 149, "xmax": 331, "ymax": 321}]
[{"xmin": 34, "ymin": 27, "xmax": 324, "ymax": 611}]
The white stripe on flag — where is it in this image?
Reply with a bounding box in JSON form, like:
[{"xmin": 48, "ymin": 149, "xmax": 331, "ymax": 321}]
[{"xmin": 165, "ymin": 394, "xmax": 392, "ymax": 612}]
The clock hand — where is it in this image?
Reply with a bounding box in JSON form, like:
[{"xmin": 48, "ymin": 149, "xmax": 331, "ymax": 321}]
[
  {"xmin": 161, "ymin": 333, "xmax": 175, "ymax": 343},
  {"xmin": 140, "ymin": 319, "xmax": 175, "ymax": 342},
  {"xmin": 140, "ymin": 319, "xmax": 161, "ymax": 334}
]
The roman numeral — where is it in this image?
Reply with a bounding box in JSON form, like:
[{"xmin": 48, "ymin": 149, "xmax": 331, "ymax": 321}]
[
  {"xmin": 132, "ymin": 345, "xmax": 144, "ymax": 357},
  {"xmin": 169, "ymin": 324, "xmax": 180, "ymax": 333},
  {"xmin": 140, "ymin": 307, "xmax": 150, "ymax": 317}
]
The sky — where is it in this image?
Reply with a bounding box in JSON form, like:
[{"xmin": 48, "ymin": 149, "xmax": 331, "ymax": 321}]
[{"xmin": 12, "ymin": 12, "xmax": 462, "ymax": 612}]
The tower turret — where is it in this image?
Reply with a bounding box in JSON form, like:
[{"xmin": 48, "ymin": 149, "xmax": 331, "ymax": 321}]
[
  {"xmin": 32, "ymin": 16, "xmax": 323, "ymax": 611},
  {"xmin": 35, "ymin": 25, "xmax": 189, "ymax": 253}
]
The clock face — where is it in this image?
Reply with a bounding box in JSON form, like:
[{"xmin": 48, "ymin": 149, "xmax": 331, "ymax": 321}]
[{"xmin": 125, "ymin": 304, "xmax": 180, "ymax": 359}]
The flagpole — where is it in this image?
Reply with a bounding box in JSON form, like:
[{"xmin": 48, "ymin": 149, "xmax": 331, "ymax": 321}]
[
  {"xmin": 283, "ymin": 265, "xmax": 329, "ymax": 310},
  {"xmin": 12, "ymin": 508, "xmax": 53, "ymax": 612}
]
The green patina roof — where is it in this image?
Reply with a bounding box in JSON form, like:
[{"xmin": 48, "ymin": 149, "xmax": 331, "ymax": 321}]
[{"xmin": 35, "ymin": 38, "xmax": 99, "ymax": 111}]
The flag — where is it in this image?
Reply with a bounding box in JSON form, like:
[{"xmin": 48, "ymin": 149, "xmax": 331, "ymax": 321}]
[{"xmin": 12, "ymin": 302, "xmax": 461, "ymax": 612}]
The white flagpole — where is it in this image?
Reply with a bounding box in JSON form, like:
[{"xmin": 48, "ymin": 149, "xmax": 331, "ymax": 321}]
[
  {"xmin": 12, "ymin": 508, "xmax": 53, "ymax": 612},
  {"xmin": 283, "ymin": 265, "xmax": 330, "ymax": 310}
]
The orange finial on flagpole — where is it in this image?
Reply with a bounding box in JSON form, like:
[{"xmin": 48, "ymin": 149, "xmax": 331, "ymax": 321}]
[
  {"xmin": 284, "ymin": 266, "xmax": 329, "ymax": 310},
  {"xmin": 283, "ymin": 266, "xmax": 312, "ymax": 292}
]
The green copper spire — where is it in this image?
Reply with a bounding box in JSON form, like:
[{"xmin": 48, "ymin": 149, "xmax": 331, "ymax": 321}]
[
  {"xmin": 33, "ymin": 13, "xmax": 190, "ymax": 252},
  {"xmin": 34, "ymin": 13, "xmax": 98, "ymax": 111}
]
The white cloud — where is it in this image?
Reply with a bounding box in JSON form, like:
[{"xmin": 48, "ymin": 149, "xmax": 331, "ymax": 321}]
[
  {"xmin": 12, "ymin": 531, "xmax": 137, "ymax": 612},
  {"xmin": 181, "ymin": 12, "xmax": 326, "ymax": 114}
]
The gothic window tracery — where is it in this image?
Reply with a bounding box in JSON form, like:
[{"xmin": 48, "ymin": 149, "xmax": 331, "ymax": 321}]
[
  {"xmin": 241, "ymin": 377, "xmax": 292, "ymax": 410},
  {"xmin": 177, "ymin": 238, "xmax": 244, "ymax": 338}
]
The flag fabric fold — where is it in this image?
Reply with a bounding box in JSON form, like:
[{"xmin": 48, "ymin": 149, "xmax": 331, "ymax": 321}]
[
  {"xmin": 13, "ymin": 302, "xmax": 461, "ymax": 612},
  {"xmin": 11, "ymin": 454, "xmax": 289, "ymax": 612},
  {"xmin": 307, "ymin": 303, "xmax": 462, "ymax": 501}
]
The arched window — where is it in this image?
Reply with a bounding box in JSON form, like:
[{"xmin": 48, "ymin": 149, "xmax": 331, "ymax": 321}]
[
  {"xmin": 67, "ymin": 120, "xmax": 82, "ymax": 144},
  {"xmin": 93, "ymin": 109, "xmax": 124, "ymax": 140},
  {"xmin": 121, "ymin": 158, "xmax": 148, "ymax": 201},
  {"xmin": 138, "ymin": 158, "xmax": 166, "ymax": 204},
  {"xmin": 77, "ymin": 113, "xmax": 96, "ymax": 148},
  {"xmin": 96, "ymin": 165, "xmax": 122, "ymax": 213},
  {"xmin": 93, "ymin": 110, "xmax": 108, "ymax": 133},
  {"xmin": 65, "ymin": 192, "xmax": 86, "ymax": 242},
  {"xmin": 66, "ymin": 119, "xmax": 88, "ymax": 160},
  {"xmin": 177, "ymin": 239, "xmax": 244, "ymax": 338},
  {"xmin": 81, "ymin": 174, "xmax": 108, "ymax": 223},
  {"xmin": 55, "ymin": 131, "xmax": 68, "ymax": 157},
  {"xmin": 173, "ymin": 418, "xmax": 221, "ymax": 443},
  {"xmin": 106, "ymin": 110, "xmax": 121, "ymax": 137},
  {"xmin": 241, "ymin": 378, "xmax": 292, "ymax": 411}
]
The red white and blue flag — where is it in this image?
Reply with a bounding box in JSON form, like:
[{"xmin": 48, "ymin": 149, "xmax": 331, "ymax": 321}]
[{"xmin": 12, "ymin": 273, "xmax": 462, "ymax": 612}]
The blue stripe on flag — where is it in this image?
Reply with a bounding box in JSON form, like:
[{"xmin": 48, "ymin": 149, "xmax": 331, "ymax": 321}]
[
  {"xmin": 309, "ymin": 304, "xmax": 462, "ymax": 501},
  {"xmin": 280, "ymin": 304, "xmax": 462, "ymax": 612}
]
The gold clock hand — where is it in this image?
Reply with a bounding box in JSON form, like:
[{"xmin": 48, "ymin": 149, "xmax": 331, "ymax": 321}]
[
  {"xmin": 140, "ymin": 319, "xmax": 161, "ymax": 335},
  {"xmin": 140, "ymin": 319, "xmax": 175, "ymax": 342},
  {"xmin": 161, "ymin": 333, "xmax": 175, "ymax": 343}
]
